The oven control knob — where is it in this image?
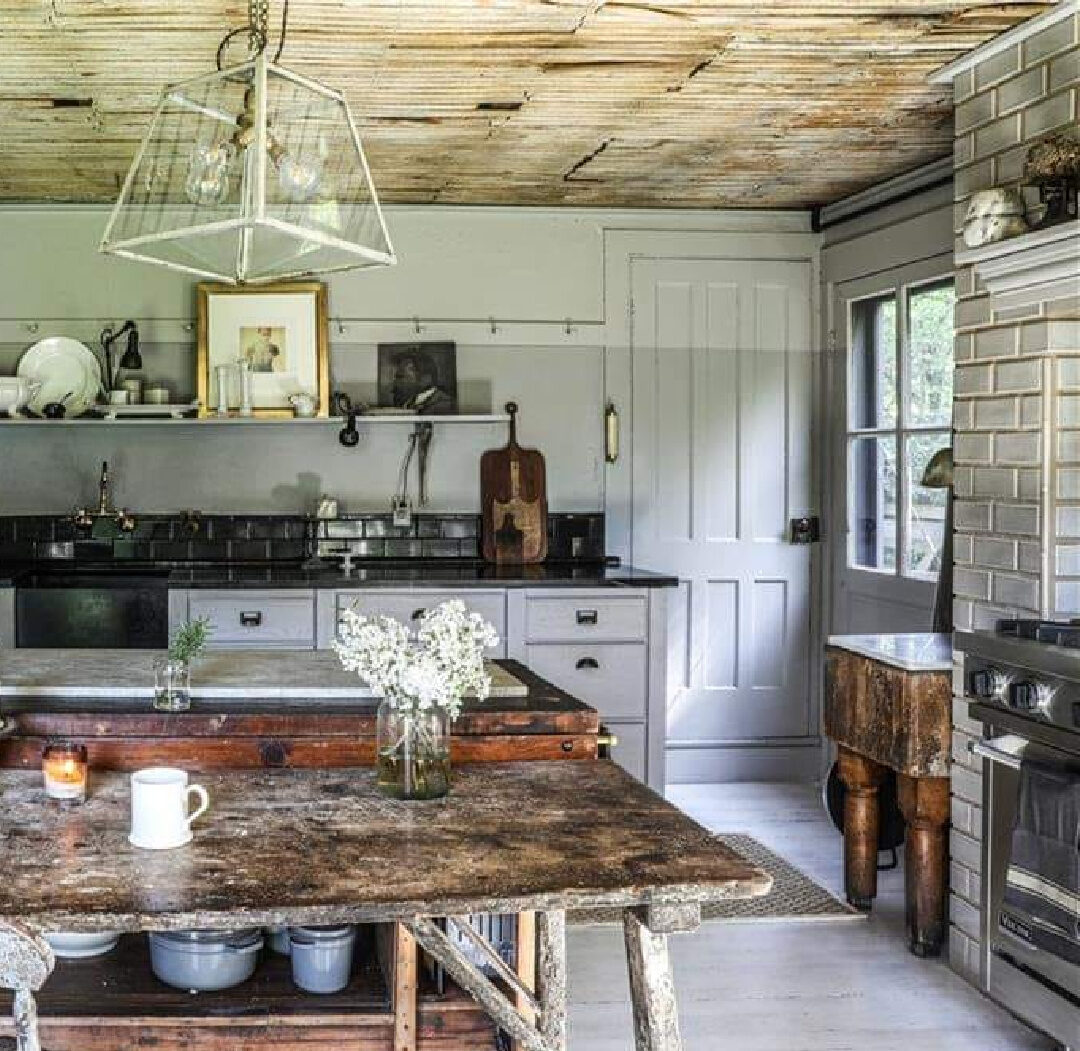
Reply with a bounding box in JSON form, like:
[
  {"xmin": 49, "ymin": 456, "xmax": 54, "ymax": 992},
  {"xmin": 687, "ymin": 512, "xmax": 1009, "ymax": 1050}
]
[
  {"xmin": 970, "ymin": 668, "xmax": 1008, "ymax": 700},
  {"xmin": 1009, "ymin": 680, "xmax": 1053, "ymax": 714}
]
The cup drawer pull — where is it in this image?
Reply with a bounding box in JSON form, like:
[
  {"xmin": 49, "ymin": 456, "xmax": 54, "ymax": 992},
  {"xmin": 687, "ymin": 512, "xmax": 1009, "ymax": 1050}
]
[
  {"xmin": 575, "ymin": 657, "xmax": 600, "ymax": 670},
  {"xmin": 576, "ymin": 609, "xmax": 599, "ymax": 625},
  {"xmin": 240, "ymin": 611, "xmax": 263, "ymax": 627}
]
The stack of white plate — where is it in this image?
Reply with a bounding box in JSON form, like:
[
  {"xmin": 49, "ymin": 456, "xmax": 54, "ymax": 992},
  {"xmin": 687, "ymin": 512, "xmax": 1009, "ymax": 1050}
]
[{"xmin": 17, "ymin": 337, "xmax": 102, "ymax": 417}]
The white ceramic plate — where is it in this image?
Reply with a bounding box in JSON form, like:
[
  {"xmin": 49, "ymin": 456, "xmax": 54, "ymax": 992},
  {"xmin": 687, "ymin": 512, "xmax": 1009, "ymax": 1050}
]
[
  {"xmin": 17, "ymin": 337, "xmax": 102, "ymax": 417},
  {"xmin": 45, "ymin": 931, "xmax": 121, "ymax": 958}
]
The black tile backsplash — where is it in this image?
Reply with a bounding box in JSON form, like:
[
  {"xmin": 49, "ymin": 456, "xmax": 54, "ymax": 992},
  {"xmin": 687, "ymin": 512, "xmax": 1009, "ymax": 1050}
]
[{"xmin": 0, "ymin": 512, "xmax": 605, "ymax": 564}]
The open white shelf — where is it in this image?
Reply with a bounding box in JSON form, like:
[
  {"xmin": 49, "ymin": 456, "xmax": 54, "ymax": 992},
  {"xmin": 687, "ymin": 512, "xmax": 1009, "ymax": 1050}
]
[
  {"xmin": 956, "ymin": 220, "xmax": 1080, "ymax": 309},
  {"xmin": 0, "ymin": 413, "xmax": 510, "ymax": 427}
]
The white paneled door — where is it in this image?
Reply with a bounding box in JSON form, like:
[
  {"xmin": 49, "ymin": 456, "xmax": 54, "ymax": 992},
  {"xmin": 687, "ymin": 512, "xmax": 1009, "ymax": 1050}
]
[{"xmin": 630, "ymin": 257, "xmax": 815, "ymax": 767}]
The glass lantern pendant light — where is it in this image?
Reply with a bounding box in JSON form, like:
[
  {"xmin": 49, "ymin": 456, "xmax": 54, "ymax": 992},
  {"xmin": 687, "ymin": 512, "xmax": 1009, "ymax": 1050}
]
[{"xmin": 100, "ymin": 0, "xmax": 395, "ymax": 284}]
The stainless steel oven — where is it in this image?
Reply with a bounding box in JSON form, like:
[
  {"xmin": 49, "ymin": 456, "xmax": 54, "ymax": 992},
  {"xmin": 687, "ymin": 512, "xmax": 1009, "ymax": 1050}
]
[
  {"xmin": 975, "ymin": 731, "xmax": 1079, "ymax": 1046},
  {"xmin": 959, "ymin": 624, "xmax": 1080, "ymax": 1050}
]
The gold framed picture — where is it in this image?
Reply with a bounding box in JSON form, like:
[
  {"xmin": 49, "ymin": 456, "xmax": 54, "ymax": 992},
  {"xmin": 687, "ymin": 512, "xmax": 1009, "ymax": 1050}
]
[{"xmin": 196, "ymin": 281, "xmax": 330, "ymax": 418}]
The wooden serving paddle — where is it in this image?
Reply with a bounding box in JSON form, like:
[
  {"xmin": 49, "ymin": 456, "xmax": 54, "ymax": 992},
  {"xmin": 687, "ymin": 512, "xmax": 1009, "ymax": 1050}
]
[{"xmin": 481, "ymin": 402, "xmax": 548, "ymax": 564}]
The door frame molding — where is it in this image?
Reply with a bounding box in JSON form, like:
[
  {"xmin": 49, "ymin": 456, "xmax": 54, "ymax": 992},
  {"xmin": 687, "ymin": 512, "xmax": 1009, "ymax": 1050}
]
[
  {"xmin": 603, "ymin": 228, "xmax": 823, "ymax": 783},
  {"xmin": 826, "ymin": 252, "xmax": 954, "ymax": 638}
]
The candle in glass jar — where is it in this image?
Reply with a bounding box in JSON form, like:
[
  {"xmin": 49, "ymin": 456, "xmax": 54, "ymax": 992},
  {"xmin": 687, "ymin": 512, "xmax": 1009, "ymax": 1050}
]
[{"xmin": 42, "ymin": 743, "xmax": 88, "ymax": 805}]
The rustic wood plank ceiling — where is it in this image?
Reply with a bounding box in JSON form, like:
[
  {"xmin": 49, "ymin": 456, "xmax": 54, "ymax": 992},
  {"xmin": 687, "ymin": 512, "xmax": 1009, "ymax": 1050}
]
[{"xmin": 0, "ymin": 1, "xmax": 1050, "ymax": 209}]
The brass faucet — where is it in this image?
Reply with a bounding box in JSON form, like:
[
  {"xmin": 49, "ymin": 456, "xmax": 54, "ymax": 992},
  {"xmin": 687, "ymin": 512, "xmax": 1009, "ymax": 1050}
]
[
  {"xmin": 97, "ymin": 461, "xmax": 112, "ymax": 516},
  {"xmin": 73, "ymin": 460, "xmax": 137, "ymax": 533}
]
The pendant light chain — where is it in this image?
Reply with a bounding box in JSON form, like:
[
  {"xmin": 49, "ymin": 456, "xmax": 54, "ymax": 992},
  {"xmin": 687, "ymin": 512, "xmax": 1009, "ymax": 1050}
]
[{"xmin": 248, "ymin": 0, "xmax": 270, "ymax": 53}]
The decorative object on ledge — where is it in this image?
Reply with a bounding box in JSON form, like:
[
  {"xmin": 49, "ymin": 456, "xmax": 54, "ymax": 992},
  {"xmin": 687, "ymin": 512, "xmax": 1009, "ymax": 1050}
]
[
  {"xmin": 41, "ymin": 742, "xmax": 87, "ymax": 805},
  {"xmin": 1025, "ymin": 133, "xmax": 1080, "ymax": 230},
  {"xmin": 156, "ymin": 617, "xmax": 212, "ymax": 712},
  {"xmin": 197, "ymin": 281, "xmax": 329, "ymax": 418},
  {"xmin": 333, "ymin": 600, "xmax": 500, "ymax": 800},
  {"xmin": 378, "ymin": 342, "xmax": 458, "ymax": 415},
  {"xmin": 961, "ymin": 188, "xmax": 1028, "ymax": 249},
  {"xmin": 99, "ymin": 0, "xmax": 394, "ymax": 284}
]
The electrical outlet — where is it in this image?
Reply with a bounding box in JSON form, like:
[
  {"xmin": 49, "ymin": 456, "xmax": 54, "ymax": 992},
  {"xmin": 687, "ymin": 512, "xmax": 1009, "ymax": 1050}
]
[{"xmin": 391, "ymin": 497, "xmax": 413, "ymax": 529}]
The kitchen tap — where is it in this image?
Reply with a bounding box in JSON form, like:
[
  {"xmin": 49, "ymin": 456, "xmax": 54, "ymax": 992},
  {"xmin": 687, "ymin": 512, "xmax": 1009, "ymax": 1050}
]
[
  {"xmin": 73, "ymin": 460, "xmax": 137, "ymax": 532},
  {"xmin": 98, "ymin": 460, "xmax": 112, "ymax": 516}
]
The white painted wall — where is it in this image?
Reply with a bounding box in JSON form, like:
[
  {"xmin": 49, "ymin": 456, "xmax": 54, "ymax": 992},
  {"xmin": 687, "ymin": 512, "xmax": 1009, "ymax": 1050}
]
[{"xmin": 0, "ymin": 204, "xmax": 812, "ymax": 531}]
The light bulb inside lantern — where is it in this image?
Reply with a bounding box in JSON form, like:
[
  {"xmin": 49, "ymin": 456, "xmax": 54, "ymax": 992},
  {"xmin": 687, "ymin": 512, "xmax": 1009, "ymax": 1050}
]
[
  {"xmin": 185, "ymin": 141, "xmax": 235, "ymax": 206},
  {"xmin": 276, "ymin": 152, "xmax": 322, "ymax": 203}
]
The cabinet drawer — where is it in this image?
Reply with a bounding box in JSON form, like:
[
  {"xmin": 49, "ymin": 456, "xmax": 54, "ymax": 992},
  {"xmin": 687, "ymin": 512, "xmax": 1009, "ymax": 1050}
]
[
  {"xmin": 334, "ymin": 591, "xmax": 506, "ymax": 656},
  {"xmin": 525, "ymin": 595, "xmax": 647, "ymax": 643},
  {"xmin": 188, "ymin": 591, "xmax": 315, "ymax": 647},
  {"xmin": 605, "ymin": 722, "xmax": 646, "ymax": 782},
  {"xmin": 525, "ymin": 644, "xmax": 646, "ymax": 720}
]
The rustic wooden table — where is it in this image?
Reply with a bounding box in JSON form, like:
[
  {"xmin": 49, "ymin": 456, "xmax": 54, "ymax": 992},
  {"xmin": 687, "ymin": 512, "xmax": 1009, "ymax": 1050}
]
[
  {"xmin": 824, "ymin": 635, "xmax": 952, "ymax": 957},
  {"xmin": 0, "ymin": 761, "xmax": 769, "ymax": 1051}
]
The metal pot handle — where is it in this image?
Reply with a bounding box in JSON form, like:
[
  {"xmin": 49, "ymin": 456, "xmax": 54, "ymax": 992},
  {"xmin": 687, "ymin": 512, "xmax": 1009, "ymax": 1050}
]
[{"xmin": 225, "ymin": 936, "xmax": 265, "ymax": 954}]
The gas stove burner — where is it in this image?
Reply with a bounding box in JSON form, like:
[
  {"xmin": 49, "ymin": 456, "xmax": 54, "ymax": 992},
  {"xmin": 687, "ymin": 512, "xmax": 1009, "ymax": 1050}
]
[{"xmin": 996, "ymin": 618, "xmax": 1080, "ymax": 647}]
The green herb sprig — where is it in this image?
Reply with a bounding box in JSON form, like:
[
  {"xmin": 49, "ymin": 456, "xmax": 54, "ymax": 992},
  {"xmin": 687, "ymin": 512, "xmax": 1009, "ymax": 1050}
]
[{"xmin": 169, "ymin": 617, "xmax": 212, "ymax": 664}]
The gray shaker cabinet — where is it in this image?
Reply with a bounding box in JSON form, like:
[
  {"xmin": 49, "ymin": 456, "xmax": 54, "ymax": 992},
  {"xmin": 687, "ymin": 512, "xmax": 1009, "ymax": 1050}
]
[{"xmin": 171, "ymin": 584, "xmax": 667, "ymax": 789}]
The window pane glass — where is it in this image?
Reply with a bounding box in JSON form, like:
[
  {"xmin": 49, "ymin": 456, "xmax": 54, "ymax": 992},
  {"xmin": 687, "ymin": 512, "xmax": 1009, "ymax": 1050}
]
[
  {"xmin": 907, "ymin": 281, "xmax": 955, "ymax": 427},
  {"xmin": 849, "ymin": 294, "xmax": 896, "ymax": 429},
  {"xmin": 849, "ymin": 436, "xmax": 897, "ymax": 571},
  {"xmin": 905, "ymin": 433, "xmax": 949, "ymax": 579}
]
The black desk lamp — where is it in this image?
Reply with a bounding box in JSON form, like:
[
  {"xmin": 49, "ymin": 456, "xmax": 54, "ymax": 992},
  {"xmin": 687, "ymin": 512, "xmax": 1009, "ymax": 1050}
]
[{"xmin": 101, "ymin": 320, "xmax": 142, "ymax": 389}]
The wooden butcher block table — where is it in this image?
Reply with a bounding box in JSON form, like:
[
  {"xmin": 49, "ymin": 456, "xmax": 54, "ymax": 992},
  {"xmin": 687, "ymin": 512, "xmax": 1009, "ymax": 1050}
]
[
  {"xmin": 0, "ymin": 761, "xmax": 770, "ymax": 1051},
  {"xmin": 824, "ymin": 634, "xmax": 953, "ymax": 956}
]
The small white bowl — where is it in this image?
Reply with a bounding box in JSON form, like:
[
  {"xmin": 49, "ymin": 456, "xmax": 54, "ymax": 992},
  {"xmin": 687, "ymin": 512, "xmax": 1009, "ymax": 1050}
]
[{"xmin": 45, "ymin": 931, "xmax": 121, "ymax": 958}]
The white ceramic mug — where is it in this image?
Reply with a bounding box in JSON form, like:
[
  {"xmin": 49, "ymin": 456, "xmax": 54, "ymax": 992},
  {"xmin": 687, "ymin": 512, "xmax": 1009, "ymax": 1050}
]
[{"xmin": 129, "ymin": 767, "xmax": 209, "ymax": 850}]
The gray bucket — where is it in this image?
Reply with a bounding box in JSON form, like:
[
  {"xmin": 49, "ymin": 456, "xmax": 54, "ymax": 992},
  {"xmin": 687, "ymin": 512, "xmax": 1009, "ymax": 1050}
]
[
  {"xmin": 289, "ymin": 925, "xmax": 356, "ymax": 994},
  {"xmin": 266, "ymin": 926, "xmax": 291, "ymax": 956}
]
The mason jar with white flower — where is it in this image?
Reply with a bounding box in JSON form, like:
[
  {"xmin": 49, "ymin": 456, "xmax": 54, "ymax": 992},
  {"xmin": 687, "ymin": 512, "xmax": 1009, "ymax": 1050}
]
[{"xmin": 332, "ymin": 600, "xmax": 500, "ymax": 800}]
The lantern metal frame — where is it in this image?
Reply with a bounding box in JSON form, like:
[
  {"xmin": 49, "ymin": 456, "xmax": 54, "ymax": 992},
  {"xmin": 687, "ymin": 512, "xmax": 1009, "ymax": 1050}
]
[{"xmin": 100, "ymin": 49, "xmax": 396, "ymax": 284}]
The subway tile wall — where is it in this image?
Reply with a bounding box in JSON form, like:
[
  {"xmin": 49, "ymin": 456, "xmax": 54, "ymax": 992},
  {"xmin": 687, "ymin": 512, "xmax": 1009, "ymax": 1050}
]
[{"xmin": 948, "ymin": 12, "xmax": 1080, "ymax": 988}]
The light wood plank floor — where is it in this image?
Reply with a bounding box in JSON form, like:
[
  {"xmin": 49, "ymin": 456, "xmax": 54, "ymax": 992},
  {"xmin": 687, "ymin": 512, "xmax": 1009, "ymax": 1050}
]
[{"xmin": 567, "ymin": 782, "xmax": 1058, "ymax": 1050}]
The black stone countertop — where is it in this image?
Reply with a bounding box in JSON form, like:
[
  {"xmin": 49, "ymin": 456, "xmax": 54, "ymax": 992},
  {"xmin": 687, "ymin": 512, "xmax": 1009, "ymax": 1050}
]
[{"xmin": 0, "ymin": 560, "xmax": 677, "ymax": 589}]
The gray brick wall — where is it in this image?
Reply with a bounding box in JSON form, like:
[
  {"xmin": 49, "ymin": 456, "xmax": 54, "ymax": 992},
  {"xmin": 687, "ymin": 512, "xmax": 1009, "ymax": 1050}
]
[{"xmin": 948, "ymin": 11, "xmax": 1080, "ymax": 989}]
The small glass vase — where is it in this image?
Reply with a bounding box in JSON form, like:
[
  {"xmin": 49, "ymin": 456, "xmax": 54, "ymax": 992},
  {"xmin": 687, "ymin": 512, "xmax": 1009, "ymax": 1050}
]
[
  {"xmin": 376, "ymin": 701, "xmax": 451, "ymax": 800},
  {"xmin": 154, "ymin": 659, "xmax": 191, "ymax": 712}
]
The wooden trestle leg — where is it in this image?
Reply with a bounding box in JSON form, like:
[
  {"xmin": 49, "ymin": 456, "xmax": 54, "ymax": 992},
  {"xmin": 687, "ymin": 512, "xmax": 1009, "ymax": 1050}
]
[
  {"xmin": 622, "ymin": 906, "xmax": 696, "ymax": 1051},
  {"xmin": 837, "ymin": 746, "xmax": 885, "ymax": 911},
  {"xmin": 898, "ymin": 774, "xmax": 950, "ymax": 957}
]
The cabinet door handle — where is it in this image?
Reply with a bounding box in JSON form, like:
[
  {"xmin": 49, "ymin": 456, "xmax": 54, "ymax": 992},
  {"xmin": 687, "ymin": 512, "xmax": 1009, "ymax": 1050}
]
[
  {"xmin": 575, "ymin": 657, "xmax": 599, "ymax": 670},
  {"xmin": 576, "ymin": 609, "xmax": 599, "ymax": 625},
  {"xmin": 411, "ymin": 607, "xmax": 426, "ymax": 621},
  {"xmin": 240, "ymin": 611, "xmax": 263, "ymax": 627}
]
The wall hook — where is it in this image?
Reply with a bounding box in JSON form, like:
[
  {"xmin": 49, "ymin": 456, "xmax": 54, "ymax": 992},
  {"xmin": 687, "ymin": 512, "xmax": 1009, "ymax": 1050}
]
[
  {"xmin": 565, "ymin": 318, "xmax": 574, "ymax": 335},
  {"xmin": 489, "ymin": 317, "xmax": 497, "ymax": 335},
  {"xmin": 413, "ymin": 316, "xmax": 422, "ymax": 335}
]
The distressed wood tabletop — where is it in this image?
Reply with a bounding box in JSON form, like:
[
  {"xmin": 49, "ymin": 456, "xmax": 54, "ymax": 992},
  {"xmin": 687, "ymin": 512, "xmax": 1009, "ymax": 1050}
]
[{"xmin": 0, "ymin": 761, "xmax": 770, "ymax": 933}]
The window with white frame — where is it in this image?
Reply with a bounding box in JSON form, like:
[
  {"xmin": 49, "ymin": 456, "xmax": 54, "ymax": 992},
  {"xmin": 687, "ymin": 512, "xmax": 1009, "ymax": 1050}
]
[{"xmin": 847, "ymin": 278, "xmax": 955, "ymax": 580}]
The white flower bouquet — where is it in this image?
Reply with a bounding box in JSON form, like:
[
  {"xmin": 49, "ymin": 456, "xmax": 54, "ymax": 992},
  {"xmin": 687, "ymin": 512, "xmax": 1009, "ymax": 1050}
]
[{"xmin": 332, "ymin": 600, "xmax": 500, "ymax": 798}]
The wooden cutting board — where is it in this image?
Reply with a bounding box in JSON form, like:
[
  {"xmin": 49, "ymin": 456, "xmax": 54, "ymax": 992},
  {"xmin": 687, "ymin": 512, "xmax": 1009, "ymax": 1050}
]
[{"xmin": 481, "ymin": 401, "xmax": 548, "ymax": 563}]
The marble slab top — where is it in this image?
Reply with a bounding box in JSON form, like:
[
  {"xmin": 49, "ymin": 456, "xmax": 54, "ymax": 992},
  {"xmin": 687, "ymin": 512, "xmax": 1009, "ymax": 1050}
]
[
  {"xmin": 0, "ymin": 763, "xmax": 770, "ymax": 931},
  {"xmin": 0, "ymin": 649, "xmax": 527, "ymax": 700},
  {"xmin": 826, "ymin": 633, "xmax": 953, "ymax": 672}
]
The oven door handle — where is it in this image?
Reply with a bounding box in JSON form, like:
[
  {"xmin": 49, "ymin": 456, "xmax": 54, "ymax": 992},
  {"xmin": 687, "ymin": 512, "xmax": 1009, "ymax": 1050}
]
[{"xmin": 972, "ymin": 735, "xmax": 1027, "ymax": 770}]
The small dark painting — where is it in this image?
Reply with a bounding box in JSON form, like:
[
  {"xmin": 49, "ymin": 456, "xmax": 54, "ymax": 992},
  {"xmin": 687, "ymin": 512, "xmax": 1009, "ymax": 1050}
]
[{"xmin": 377, "ymin": 342, "xmax": 458, "ymax": 414}]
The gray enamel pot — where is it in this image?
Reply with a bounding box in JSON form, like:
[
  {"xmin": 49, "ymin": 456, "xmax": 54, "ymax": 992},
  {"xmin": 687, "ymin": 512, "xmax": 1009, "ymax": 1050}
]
[
  {"xmin": 149, "ymin": 929, "xmax": 263, "ymax": 992},
  {"xmin": 289, "ymin": 925, "xmax": 356, "ymax": 994}
]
